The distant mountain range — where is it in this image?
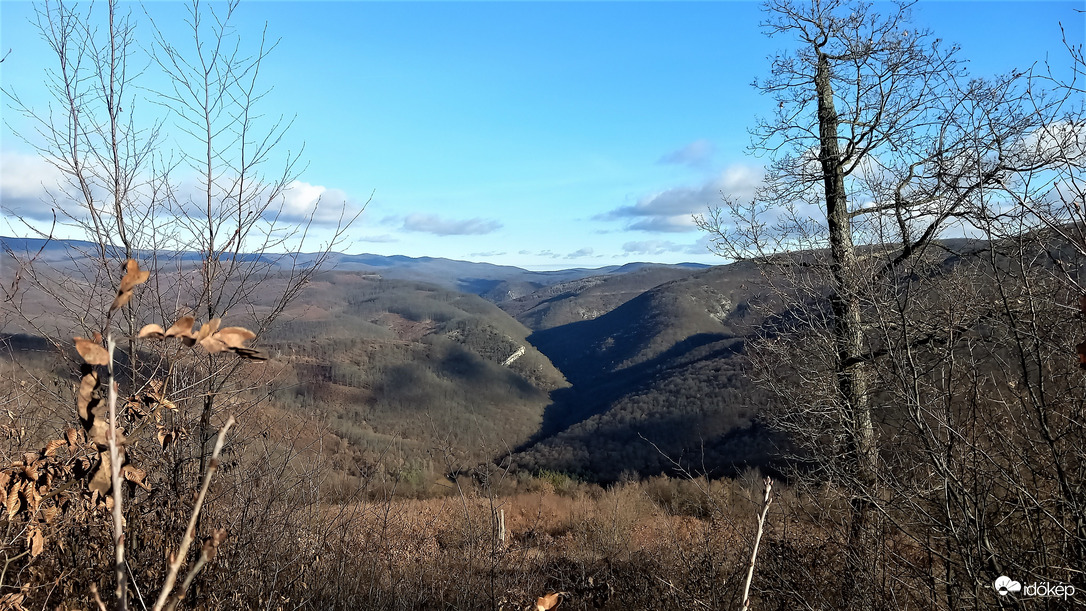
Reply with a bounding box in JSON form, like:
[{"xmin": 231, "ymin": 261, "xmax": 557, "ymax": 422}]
[{"xmin": 0, "ymin": 236, "xmax": 709, "ymax": 300}]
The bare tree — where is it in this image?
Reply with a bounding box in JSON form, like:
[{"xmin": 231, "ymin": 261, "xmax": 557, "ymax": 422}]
[
  {"xmin": 141, "ymin": 0, "xmax": 358, "ymax": 487},
  {"xmin": 2, "ymin": 0, "xmax": 357, "ymax": 605},
  {"xmin": 698, "ymin": 0, "xmax": 1084, "ymax": 607}
]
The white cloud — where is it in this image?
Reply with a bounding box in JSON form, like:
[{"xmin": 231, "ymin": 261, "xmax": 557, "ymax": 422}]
[
  {"xmin": 356, "ymin": 234, "xmax": 398, "ymax": 243},
  {"xmin": 1013, "ymin": 120, "xmax": 1086, "ymax": 165},
  {"xmin": 622, "ymin": 236, "xmax": 713, "ymax": 258},
  {"xmin": 402, "ymin": 213, "xmax": 502, "ymax": 236},
  {"xmin": 0, "ymin": 153, "xmax": 365, "ymax": 253},
  {"xmin": 626, "ymin": 215, "xmax": 698, "ymax": 232},
  {"xmin": 600, "ymin": 163, "xmax": 763, "ymax": 233},
  {"xmin": 565, "ymin": 247, "xmax": 594, "ymax": 259},
  {"xmin": 683, "ymin": 234, "xmax": 713, "ymax": 255},
  {"xmin": 622, "ymin": 240, "xmax": 687, "ymax": 255},
  {"xmin": 0, "ymin": 151, "xmax": 68, "ymax": 221},
  {"xmin": 274, "ymin": 179, "xmax": 363, "ymax": 225},
  {"xmin": 657, "ymin": 139, "xmax": 715, "ymax": 167}
]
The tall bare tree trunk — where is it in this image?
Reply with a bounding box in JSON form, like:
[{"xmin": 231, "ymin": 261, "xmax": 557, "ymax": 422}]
[{"xmin": 814, "ymin": 48, "xmax": 877, "ymax": 610}]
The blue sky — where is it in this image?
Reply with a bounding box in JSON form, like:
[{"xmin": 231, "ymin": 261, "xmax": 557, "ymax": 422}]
[{"xmin": 2, "ymin": 1, "xmax": 1083, "ymax": 270}]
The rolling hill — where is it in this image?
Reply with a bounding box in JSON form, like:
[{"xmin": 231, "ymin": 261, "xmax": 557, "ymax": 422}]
[
  {"xmin": 251, "ymin": 272, "xmax": 572, "ymax": 474},
  {"xmin": 496, "ymin": 264, "xmax": 703, "ymax": 330},
  {"xmin": 505, "ymin": 262, "xmax": 781, "ymax": 481}
]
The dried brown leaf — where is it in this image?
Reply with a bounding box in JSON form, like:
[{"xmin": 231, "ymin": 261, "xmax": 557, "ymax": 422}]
[
  {"xmin": 0, "ymin": 592, "xmax": 26, "ymax": 609},
  {"xmin": 88, "ymin": 452, "xmax": 112, "ymax": 496},
  {"xmin": 44, "ymin": 439, "xmax": 65, "ymax": 458},
  {"xmin": 29, "ymin": 529, "xmax": 44, "ymax": 558},
  {"xmin": 23, "ymin": 484, "xmax": 40, "ymax": 513},
  {"xmin": 195, "ymin": 318, "xmax": 221, "ymax": 341},
  {"xmin": 216, "ymin": 326, "xmax": 256, "ymax": 348},
  {"xmin": 74, "ymin": 337, "xmax": 109, "ymax": 366},
  {"xmin": 119, "ymin": 259, "xmax": 150, "ymax": 293},
  {"xmin": 201, "ymin": 528, "xmax": 229, "ymax": 561},
  {"xmin": 6, "ymin": 481, "xmax": 21, "ymax": 519},
  {"xmin": 87, "ymin": 416, "xmax": 111, "ymax": 448},
  {"xmin": 77, "ymin": 368, "xmax": 99, "ymax": 421},
  {"xmin": 65, "ymin": 427, "xmax": 79, "ymax": 451},
  {"xmin": 157, "ymin": 427, "xmax": 175, "ymax": 449},
  {"xmin": 0, "ymin": 472, "xmax": 9, "ymax": 492},
  {"xmin": 165, "ymin": 316, "xmax": 196, "ymax": 339},
  {"xmin": 121, "ymin": 465, "xmax": 151, "ymax": 491},
  {"xmin": 109, "ymin": 289, "xmax": 134, "ymax": 312},
  {"xmin": 139, "ymin": 324, "xmax": 166, "ymax": 339},
  {"xmin": 199, "ymin": 335, "xmax": 228, "ymax": 354}
]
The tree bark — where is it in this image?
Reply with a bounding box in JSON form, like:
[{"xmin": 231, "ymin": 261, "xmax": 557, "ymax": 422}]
[{"xmin": 815, "ymin": 48, "xmax": 878, "ymax": 610}]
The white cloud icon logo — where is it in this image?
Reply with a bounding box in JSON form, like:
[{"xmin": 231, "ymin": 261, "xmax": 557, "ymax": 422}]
[{"xmin": 995, "ymin": 576, "xmax": 1022, "ymax": 596}]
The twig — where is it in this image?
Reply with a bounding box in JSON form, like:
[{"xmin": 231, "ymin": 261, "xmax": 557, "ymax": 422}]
[
  {"xmin": 655, "ymin": 575, "xmax": 712, "ymax": 609},
  {"xmin": 90, "ymin": 583, "xmax": 109, "ymax": 611},
  {"xmin": 151, "ymin": 416, "xmax": 235, "ymax": 611},
  {"xmin": 127, "ymin": 559, "xmax": 148, "ymax": 611},
  {"xmin": 106, "ymin": 335, "xmax": 127, "ymax": 611},
  {"xmin": 166, "ymin": 557, "xmax": 207, "ymax": 611},
  {"xmin": 164, "ymin": 528, "xmax": 227, "ymax": 611},
  {"xmin": 0, "ymin": 549, "xmax": 31, "ymax": 590},
  {"xmin": 740, "ymin": 476, "xmax": 773, "ymax": 611}
]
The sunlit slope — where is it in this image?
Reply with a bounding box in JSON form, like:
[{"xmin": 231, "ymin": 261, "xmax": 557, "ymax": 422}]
[
  {"xmin": 498, "ymin": 264, "xmax": 702, "ymax": 330},
  {"xmin": 263, "ymin": 272, "xmax": 569, "ymax": 470}
]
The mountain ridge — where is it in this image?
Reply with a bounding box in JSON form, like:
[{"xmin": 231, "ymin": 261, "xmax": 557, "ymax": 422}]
[{"xmin": 0, "ymin": 236, "xmax": 709, "ymax": 300}]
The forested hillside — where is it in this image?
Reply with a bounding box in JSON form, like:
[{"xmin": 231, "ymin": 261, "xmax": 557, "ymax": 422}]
[
  {"xmin": 507, "ymin": 263, "xmax": 779, "ymax": 480},
  {"xmin": 497, "ymin": 264, "xmax": 702, "ymax": 330},
  {"xmin": 255, "ymin": 272, "xmax": 570, "ymax": 476}
]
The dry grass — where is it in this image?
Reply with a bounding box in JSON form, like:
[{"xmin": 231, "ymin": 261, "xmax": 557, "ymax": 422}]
[{"xmin": 182, "ymin": 477, "xmax": 765, "ymax": 611}]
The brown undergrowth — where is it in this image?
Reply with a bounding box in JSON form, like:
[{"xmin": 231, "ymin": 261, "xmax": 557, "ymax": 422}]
[
  {"xmin": 187, "ymin": 478, "xmax": 759, "ymax": 610},
  {"xmin": 0, "ymin": 410, "xmax": 809, "ymax": 611}
]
